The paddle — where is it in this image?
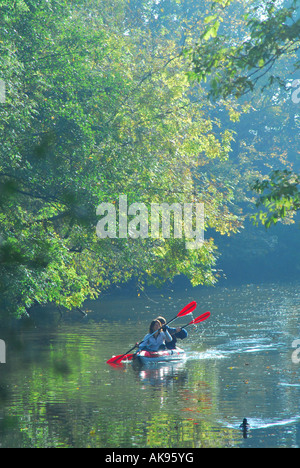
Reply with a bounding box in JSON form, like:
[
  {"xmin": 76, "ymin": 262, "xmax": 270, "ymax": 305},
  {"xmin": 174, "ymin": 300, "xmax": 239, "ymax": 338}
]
[
  {"xmin": 106, "ymin": 301, "xmax": 197, "ymax": 365},
  {"xmin": 180, "ymin": 311, "xmax": 211, "ymax": 329}
]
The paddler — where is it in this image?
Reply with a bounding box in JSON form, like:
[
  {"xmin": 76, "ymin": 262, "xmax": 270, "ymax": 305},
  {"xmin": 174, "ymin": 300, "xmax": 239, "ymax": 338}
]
[
  {"xmin": 137, "ymin": 319, "xmax": 172, "ymax": 352},
  {"xmin": 156, "ymin": 316, "xmax": 188, "ymax": 350}
]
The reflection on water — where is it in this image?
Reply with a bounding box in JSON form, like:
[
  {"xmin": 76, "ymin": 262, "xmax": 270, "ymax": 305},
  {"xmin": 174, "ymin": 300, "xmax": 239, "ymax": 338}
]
[
  {"xmin": 133, "ymin": 362, "xmax": 188, "ymax": 388},
  {"xmin": 0, "ymin": 280, "xmax": 299, "ymax": 447}
]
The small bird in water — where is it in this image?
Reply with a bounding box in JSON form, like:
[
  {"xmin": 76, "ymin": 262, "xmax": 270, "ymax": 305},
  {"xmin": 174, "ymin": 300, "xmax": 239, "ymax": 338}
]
[{"xmin": 240, "ymin": 418, "xmax": 250, "ymax": 439}]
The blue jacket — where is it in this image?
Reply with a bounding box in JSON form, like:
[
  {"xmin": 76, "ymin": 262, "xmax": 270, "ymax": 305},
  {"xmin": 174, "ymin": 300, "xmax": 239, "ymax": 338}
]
[
  {"xmin": 165, "ymin": 326, "xmax": 188, "ymax": 349},
  {"xmin": 138, "ymin": 329, "xmax": 172, "ymax": 351}
]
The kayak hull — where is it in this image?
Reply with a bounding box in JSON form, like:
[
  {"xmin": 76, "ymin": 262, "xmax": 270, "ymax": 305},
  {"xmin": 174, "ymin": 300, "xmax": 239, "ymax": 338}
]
[{"xmin": 133, "ymin": 347, "xmax": 186, "ymax": 366}]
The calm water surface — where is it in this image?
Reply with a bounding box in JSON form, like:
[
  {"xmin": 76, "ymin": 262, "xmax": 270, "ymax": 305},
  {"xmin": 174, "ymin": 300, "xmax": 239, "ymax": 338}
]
[{"xmin": 0, "ymin": 281, "xmax": 299, "ymax": 448}]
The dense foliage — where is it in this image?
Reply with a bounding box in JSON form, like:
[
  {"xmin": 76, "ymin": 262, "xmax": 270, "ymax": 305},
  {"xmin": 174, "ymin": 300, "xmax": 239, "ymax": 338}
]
[
  {"xmin": 0, "ymin": 0, "xmax": 299, "ymax": 318},
  {"xmin": 0, "ymin": 0, "xmax": 236, "ymax": 317},
  {"xmin": 187, "ymin": 0, "xmax": 300, "ymax": 227}
]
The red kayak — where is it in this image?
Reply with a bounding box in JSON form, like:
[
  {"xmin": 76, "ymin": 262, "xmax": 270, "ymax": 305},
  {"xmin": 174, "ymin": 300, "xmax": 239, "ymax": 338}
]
[{"xmin": 133, "ymin": 347, "xmax": 186, "ymax": 366}]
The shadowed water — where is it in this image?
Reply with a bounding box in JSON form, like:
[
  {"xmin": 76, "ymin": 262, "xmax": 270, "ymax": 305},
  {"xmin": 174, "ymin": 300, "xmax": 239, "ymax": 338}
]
[{"xmin": 0, "ymin": 281, "xmax": 299, "ymax": 447}]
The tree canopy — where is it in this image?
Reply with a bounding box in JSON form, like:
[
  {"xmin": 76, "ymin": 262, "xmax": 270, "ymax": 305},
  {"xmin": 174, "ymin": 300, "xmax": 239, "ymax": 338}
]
[
  {"xmin": 0, "ymin": 0, "xmax": 240, "ymax": 318},
  {"xmin": 186, "ymin": 0, "xmax": 300, "ymax": 227},
  {"xmin": 0, "ymin": 0, "xmax": 299, "ymax": 319}
]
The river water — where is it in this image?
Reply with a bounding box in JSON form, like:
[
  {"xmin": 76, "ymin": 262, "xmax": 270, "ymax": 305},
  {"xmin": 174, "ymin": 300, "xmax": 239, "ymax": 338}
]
[{"xmin": 0, "ymin": 280, "xmax": 299, "ymax": 448}]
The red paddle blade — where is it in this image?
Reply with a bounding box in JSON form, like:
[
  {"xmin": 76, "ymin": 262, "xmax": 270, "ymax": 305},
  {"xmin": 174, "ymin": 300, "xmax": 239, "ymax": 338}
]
[
  {"xmin": 106, "ymin": 353, "xmax": 134, "ymax": 365},
  {"xmin": 189, "ymin": 311, "xmax": 210, "ymax": 325},
  {"xmin": 177, "ymin": 301, "xmax": 197, "ymax": 317}
]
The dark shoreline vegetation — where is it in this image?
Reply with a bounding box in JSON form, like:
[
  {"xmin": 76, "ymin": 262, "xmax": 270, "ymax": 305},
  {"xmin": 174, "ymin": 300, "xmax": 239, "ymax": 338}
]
[{"xmin": 1, "ymin": 0, "xmax": 299, "ymax": 322}]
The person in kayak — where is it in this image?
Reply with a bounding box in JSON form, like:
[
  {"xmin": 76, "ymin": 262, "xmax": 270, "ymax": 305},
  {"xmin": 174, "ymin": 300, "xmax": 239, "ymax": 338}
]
[
  {"xmin": 156, "ymin": 316, "xmax": 188, "ymax": 350},
  {"xmin": 138, "ymin": 319, "xmax": 172, "ymax": 352}
]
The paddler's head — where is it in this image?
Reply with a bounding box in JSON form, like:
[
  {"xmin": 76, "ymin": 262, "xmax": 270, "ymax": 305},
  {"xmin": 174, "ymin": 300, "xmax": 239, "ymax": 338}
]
[{"xmin": 149, "ymin": 319, "xmax": 162, "ymax": 335}]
